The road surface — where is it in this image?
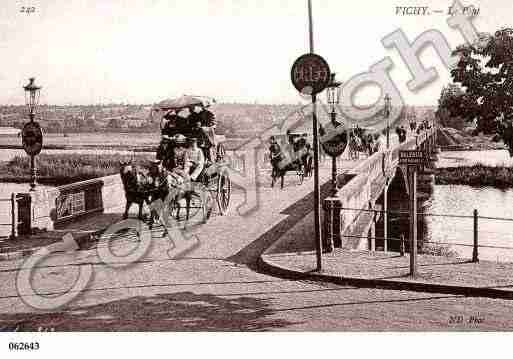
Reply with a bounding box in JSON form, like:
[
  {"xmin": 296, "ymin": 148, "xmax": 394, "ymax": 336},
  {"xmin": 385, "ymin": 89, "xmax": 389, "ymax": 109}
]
[{"xmin": 1, "ymin": 162, "xmax": 513, "ymax": 331}]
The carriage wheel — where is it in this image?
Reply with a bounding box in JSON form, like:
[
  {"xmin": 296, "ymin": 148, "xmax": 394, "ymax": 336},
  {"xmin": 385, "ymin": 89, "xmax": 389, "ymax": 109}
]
[
  {"xmin": 216, "ymin": 171, "xmax": 231, "ymax": 215},
  {"xmin": 168, "ymin": 192, "xmax": 204, "ymax": 223},
  {"xmin": 216, "ymin": 143, "xmax": 226, "ymax": 162}
]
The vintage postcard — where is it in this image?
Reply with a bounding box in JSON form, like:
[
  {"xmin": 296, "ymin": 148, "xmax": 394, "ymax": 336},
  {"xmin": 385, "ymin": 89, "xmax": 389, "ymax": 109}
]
[{"xmin": 0, "ymin": 0, "xmax": 512, "ymax": 357}]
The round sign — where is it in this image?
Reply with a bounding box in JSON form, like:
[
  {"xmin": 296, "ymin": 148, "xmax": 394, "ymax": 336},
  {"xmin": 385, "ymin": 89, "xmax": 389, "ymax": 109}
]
[
  {"xmin": 291, "ymin": 53, "xmax": 331, "ymax": 96},
  {"xmin": 22, "ymin": 122, "xmax": 43, "ymax": 155},
  {"xmin": 321, "ymin": 126, "xmax": 347, "ymax": 157}
]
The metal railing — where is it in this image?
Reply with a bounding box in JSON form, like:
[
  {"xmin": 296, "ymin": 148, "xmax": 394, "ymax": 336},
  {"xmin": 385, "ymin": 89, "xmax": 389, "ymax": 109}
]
[
  {"xmin": 0, "ymin": 193, "xmax": 21, "ymax": 239},
  {"xmin": 338, "ymin": 205, "xmax": 513, "ymax": 263}
]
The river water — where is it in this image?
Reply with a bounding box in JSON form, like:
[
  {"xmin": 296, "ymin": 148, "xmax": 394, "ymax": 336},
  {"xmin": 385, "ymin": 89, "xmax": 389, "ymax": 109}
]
[
  {"xmin": 425, "ymin": 149, "xmax": 513, "ymax": 262},
  {"xmin": 2, "ymin": 148, "xmax": 513, "ymax": 261},
  {"xmin": 0, "ymin": 148, "xmax": 141, "ymax": 238}
]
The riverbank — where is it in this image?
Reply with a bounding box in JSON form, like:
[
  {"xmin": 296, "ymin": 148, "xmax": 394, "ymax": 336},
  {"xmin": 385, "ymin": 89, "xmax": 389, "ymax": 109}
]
[
  {"xmin": 0, "ymin": 153, "xmax": 153, "ymax": 186},
  {"xmin": 436, "ymin": 164, "xmax": 513, "ymax": 188},
  {"xmin": 0, "ymin": 132, "xmax": 247, "ymax": 151},
  {"xmin": 439, "ymin": 127, "xmax": 507, "ymax": 151}
]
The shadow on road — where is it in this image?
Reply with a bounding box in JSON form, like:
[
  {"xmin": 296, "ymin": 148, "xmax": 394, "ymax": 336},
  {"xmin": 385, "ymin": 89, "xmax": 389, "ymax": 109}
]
[
  {"xmin": 226, "ymin": 181, "xmax": 332, "ymax": 268},
  {"xmin": 0, "ymin": 291, "xmax": 298, "ymax": 331}
]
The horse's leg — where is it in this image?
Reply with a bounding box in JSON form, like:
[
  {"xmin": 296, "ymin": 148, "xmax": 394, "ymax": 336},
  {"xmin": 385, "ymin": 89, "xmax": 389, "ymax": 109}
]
[
  {"xmin": 175, "ymin": 198, "xmax": 181, "ymax": 221},
  {"xmin": 185, "ymin": 193, "xmax": 191, "ymax": 224},
  {"xmin": 281, "ymin": 173, "xmax": 284, "ymax": 189},
  {"xmin": 138, "ymin": 200, "xmax": 143, "ymax": 220},
  {"xmin": 123, "ymin": 201, "xmax": 130, "ymax": 219}
]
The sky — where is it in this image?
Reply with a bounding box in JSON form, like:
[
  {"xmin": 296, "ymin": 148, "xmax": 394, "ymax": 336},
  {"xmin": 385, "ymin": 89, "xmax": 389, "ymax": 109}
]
[{"xmin": 0, "ymin": 0, "xmax": 510, "ymax": 106}]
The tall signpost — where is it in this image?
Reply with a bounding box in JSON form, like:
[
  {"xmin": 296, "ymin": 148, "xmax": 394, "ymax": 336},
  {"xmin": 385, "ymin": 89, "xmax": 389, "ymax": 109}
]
[
  {"xmin": 383, "ymin": 94, "xmax": 392, "ymax": 252},
  {"xmin": 398, "ymin": 149, "xmax": 428, "ymax": 277},
  {"xmin": 324, "ymin": 73, "xmax": 345, "ymax": 197},
  {"xmin": 291, "ymin": 0, "xmax": 330, "ymax": 271}
]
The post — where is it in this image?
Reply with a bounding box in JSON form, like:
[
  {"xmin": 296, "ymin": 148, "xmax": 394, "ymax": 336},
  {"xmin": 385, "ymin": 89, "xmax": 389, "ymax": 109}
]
[
  {"xmin": 10, "ymin": 192, "xmax": 18, "ymax": 239},
  {"xmin": 331, "ymin": 154, "xmax": 337, "ymax": 195},
  {"xmin": 308, "ymin": 0, "xmax": 314, "ymax": 51},
  {"xmin": 370, "ymin": 210, "xmax": 376, "ymax": 251},
  {"xmin": 473, "ymin": 209, "xmax": 479, "ymax": 263},
  {"xmin": 386, "ymin": 116, "xmax": 390, "ymax": 149},
  {"xmin": 330, "ymin": 111, "xmax": 338, "ymax": 196},
  {"xmin": 384, "ymin": 179, "xmax": 388, "ymax": 252},
  {"xmin": 30, "ymin": 154, "xmax": 36, "ymax": 191},
  {"xmin": 308, "ymin": 0, "xmax": 322, "ymax": 270},
  {"xmin": 409, "ymin": 166, "xmax": 418, "ymax": 276}
]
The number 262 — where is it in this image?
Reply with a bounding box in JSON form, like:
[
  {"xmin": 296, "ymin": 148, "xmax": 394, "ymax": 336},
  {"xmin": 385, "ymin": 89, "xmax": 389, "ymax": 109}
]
[{"xmin": 20, "ymin": 7, "xmax": 36, "ymax": 14}]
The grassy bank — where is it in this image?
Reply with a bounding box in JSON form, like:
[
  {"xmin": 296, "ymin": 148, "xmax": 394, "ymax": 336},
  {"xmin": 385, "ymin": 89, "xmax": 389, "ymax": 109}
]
[
  {"xmin": 436, "ymin": 164, "xmax": 513, "ymax": 188},
  {"xmin": 0, "ymin": 153, "xmax": 153, "ymax": 186}
]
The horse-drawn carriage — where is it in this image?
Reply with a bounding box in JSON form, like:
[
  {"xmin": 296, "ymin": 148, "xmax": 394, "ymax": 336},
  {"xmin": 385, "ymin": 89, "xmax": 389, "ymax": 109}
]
[
  {"xmin": 268, "ymin": 131, "xmax": 313, "ymax": 189},
  {"xmin": 120, "ymin": 95, "xmax": 231, "ymax": 226}
]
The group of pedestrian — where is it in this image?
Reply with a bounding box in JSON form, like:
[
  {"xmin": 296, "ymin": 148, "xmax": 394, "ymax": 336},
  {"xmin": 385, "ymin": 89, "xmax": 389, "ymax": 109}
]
[
  {"xmin": 365, "ymin": 133, "xmax": 383, "ymax": 155},
  {"xmin": 415, "ymin": 120, "xmax": 432, "ymax": 134},
  {"xmin": 396, "ymin": 125, "xmax": 407, "ymax": 143}
]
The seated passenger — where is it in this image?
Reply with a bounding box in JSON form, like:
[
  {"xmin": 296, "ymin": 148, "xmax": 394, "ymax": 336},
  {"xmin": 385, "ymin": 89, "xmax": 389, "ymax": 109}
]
[
  {"xmin": 190, "ymin": 120, "xmax": 214, "ymax": 162},
  {"xmin": 186, "ymin": 106, "xmax": 202, "ymax": 129},
  {"xmin": 161, "ymin": 111, "xmax": 180, "ymax": 137},
  {"xmin": 168, "ymin": 134, "xmax": 191, "ymax": 189},
  {"xmin": 296, "ymin": 134, "xmax": 307, "ymax": 151},
  {"xmin": 186, "ymin": 137, "xmax": 205, "ymax": 181},
  {"xmin": 157, "ymin": 135, "xmax": 175, "ymax": 171},
  {"xmin": 199, "ymin": 106, "xmax": 216, "ymax": 127}
]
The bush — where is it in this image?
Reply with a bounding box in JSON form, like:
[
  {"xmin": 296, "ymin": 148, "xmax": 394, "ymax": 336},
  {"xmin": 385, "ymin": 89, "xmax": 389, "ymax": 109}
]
[
  {"xmin": 436, "ymin": 164, "xmax": 513, "ymax": 188},
  {"xmin": 0, "ymin": 153, "xmax": 153, "ymax": 185}
]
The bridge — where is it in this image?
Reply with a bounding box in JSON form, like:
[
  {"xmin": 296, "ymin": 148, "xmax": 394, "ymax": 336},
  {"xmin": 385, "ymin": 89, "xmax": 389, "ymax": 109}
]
[
  {"xmin": 323, "ymin": 127, "xmax": 438, "ymax": 253},
  {"xmin": 3, "ymin": 127, "xmax": 438, "ymax": 255}
]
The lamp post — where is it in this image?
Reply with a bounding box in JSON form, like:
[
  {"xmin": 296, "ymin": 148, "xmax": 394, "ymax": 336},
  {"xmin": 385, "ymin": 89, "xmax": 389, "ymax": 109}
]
[
  {"xmin": 384, "ymin": 93, "xmax": 391, "ymax": 149},
  {"xmin": 23, "ymin": 78, "xmax": 42, "ymax": 191},
  {"xmin": 326, "ymin": 73, "xmax": 342, "ymax": 196}
]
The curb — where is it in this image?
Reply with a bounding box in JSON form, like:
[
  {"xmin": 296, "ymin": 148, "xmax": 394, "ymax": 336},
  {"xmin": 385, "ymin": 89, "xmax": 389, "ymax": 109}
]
[
  {"xmin": 0, "ymin": 248, "xmax": 37, "ymax": 262},
  {"xmin": 258, "ymin": 254, "xmax": 513, "ymax": 300},
  {"xmin": 0, "ymin": 231, "xmax": 101, "ymax": 263}
]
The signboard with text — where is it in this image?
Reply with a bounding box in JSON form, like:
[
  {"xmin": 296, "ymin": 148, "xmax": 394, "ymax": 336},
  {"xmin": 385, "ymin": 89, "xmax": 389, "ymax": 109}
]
[
  {"xmin": 291, "ymin": 53, "xmax": 331, "ymax": 95},
  {"xmin": 398, "ymin": 150, "xmax": 429, "ymax": 168},
  {"xmin": 56, "ymin": 192, "xmax": 86, "ymax": 220},
  {"xmin": 321, "ymin": 124, "xmax": 347, "ymax": 157}
]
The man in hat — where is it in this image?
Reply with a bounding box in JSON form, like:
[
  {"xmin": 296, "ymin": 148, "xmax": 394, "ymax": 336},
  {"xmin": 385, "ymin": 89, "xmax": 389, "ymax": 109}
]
[
  {"xmin": 199, "ymin": 105, "xmax": 216, "ymax": 127},
  {"xmin": 169, "ymin": 134, "xmax": 191, "ymax": 183},
  {"xmin": 189, "ymin": 119, "xmax": 214, "ymax": 162},
  {"xmin": 157, "ymin": 134, "xmax": 175, "ymax": 170},
  {"xmin": 161, "ymin": 110, "xmax": 180, "ymax": 137},
  {"xmin": 186, "ymin": 106, "xmax": 202, "ymax": 129}
]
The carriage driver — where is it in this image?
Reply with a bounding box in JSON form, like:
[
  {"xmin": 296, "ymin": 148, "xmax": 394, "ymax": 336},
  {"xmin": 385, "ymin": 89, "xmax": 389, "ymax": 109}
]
[{"xmin": 168, "ymin": 134, "xmax": 204, "ymax": 185}]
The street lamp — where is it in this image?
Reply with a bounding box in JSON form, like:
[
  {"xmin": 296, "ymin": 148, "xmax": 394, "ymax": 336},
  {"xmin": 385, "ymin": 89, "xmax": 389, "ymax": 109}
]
[
  {"xmin": 23, "ymin": 77, "xmax": 42, "ymax": 191},
  {"xmin": 326, "ymin": 73, "xmax": 342, "ymax": 196},
  {"xmin": 24, "ymin": 78, "xmax": 41, "ymax": 122},
  {"xmin": 384, "ymin": 93, "xmax": 391, "ymax": 149}
]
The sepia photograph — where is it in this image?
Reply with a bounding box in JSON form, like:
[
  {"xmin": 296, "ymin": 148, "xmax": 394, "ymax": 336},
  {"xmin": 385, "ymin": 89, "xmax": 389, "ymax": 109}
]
[{"xmin": 1, "ymin": 0, "xmax": 513, "ymax": 356}]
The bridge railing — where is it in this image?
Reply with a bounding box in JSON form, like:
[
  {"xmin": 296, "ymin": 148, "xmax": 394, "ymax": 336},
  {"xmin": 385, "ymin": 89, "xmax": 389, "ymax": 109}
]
[
  {"xmin": 324, "ymin": 128, "xmax": 436, "ymax": 249},
  {"xmin": 13, "ymin": 174, "xmax": 125, "ymax": 235}
]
